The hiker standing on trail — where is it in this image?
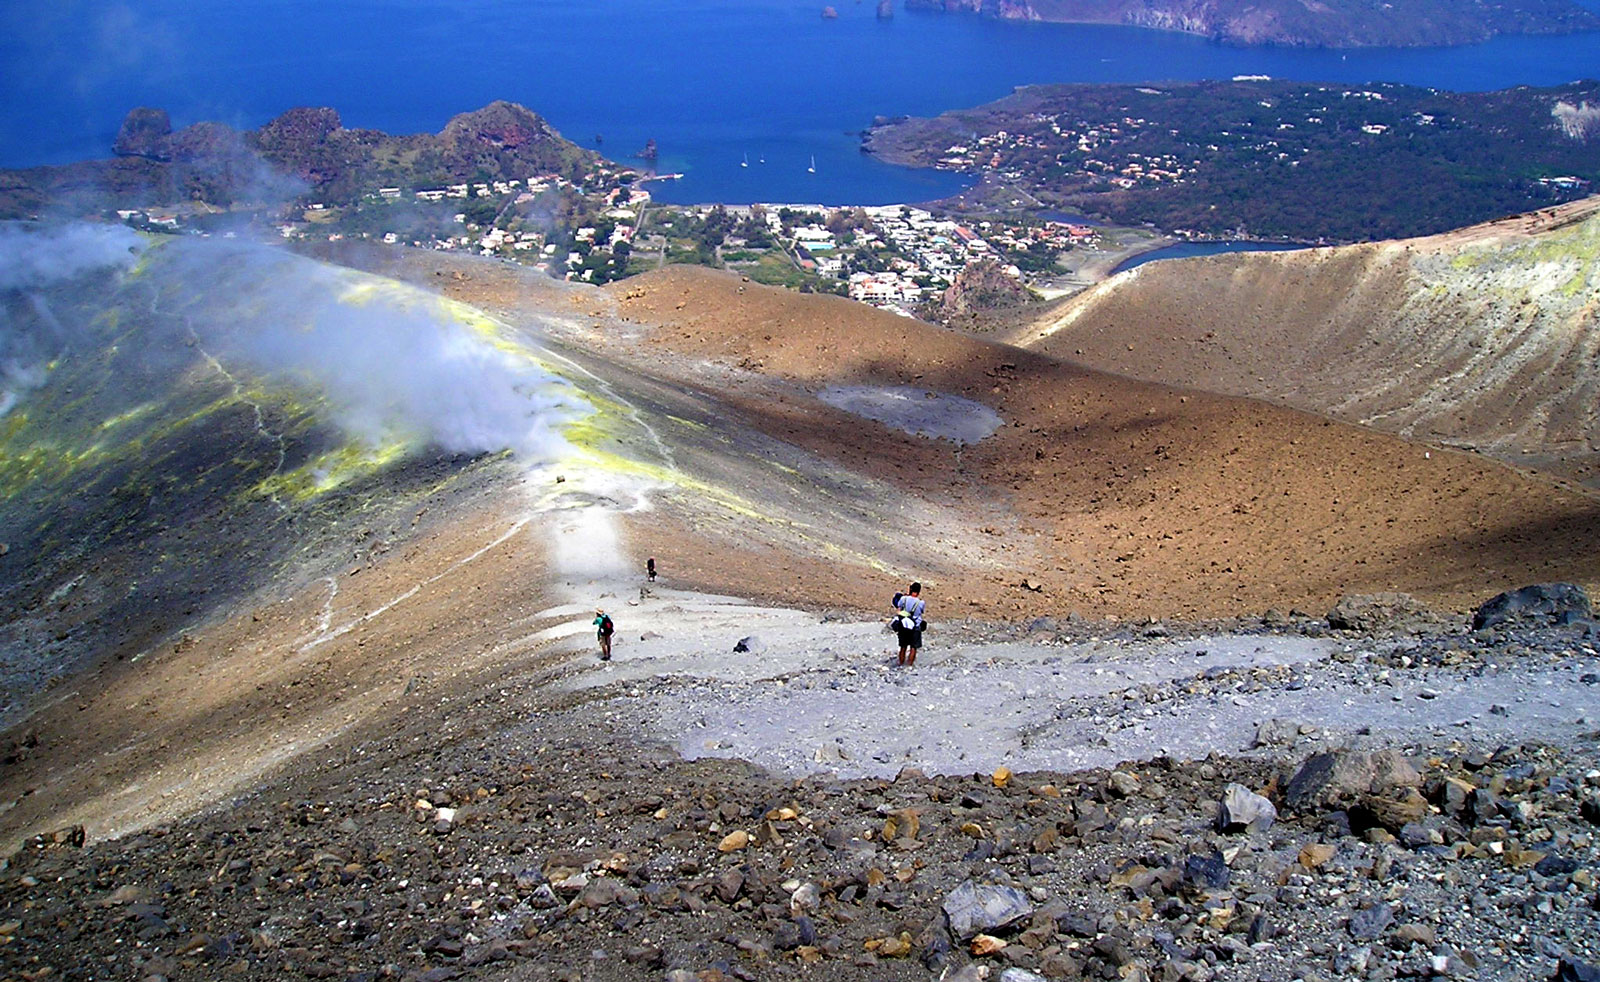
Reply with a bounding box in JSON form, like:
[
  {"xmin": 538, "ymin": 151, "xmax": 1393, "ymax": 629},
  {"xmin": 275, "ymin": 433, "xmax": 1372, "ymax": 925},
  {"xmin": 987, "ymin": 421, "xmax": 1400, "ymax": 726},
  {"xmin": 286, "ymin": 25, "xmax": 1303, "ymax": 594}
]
[
  {"xmin": 891, "ymin": 582, "xmax": 926, "ymax": 667},
  {"xmin": 646, "ymin": 557, "xmax": 657, "ymax": 582},
  {"xmin": 593, "ymin": 609, "xmax": 615, "ymax": 661}
]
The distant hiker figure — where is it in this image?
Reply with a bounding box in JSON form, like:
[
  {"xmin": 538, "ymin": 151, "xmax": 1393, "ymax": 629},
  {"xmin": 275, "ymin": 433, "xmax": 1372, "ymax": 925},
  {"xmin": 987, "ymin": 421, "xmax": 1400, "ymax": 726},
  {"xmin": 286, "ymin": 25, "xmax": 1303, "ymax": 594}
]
[
  {"xmin": 891, "ymin": 582, "xmax": 926, "ymax": 667},
  {"xmin": 593, "ymin": 609, "xmax": 614, "ymax": 661},
  {"xmin": 646, "ymin": 557, "xmax": 657, "ymax": 582}
]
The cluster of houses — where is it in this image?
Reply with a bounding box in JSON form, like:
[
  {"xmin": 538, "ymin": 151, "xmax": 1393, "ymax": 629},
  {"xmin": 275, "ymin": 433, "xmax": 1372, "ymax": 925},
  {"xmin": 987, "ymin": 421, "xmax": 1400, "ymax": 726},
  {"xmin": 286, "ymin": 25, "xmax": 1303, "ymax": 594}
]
[
  {"xmin": 269, "ymin": 178, "xmax": 653, "ymax": 281},
  {"xmin": 387, "ymin": 177, "xmax": 540, "ymax": 202},
  {"xmin": 730, "ymin": 203, "xmax": 1097, "ymax": 316},
  {"xmin": 936, "ymin": 113, "xmax": 1198, "ymax": 191},
  {"xmin": 183, "ymin": 166, "xmax": 1108, "ymax": 307}
]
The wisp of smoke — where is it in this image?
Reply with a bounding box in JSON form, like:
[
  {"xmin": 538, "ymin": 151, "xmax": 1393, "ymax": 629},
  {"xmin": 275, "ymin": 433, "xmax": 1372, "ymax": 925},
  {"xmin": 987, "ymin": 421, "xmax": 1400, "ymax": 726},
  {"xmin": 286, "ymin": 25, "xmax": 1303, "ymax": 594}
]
[
  {"xmin": 0, "ymin": 221, "xmax": 148, "ymax": 415},
  {"xmin": 156, "ymin": 236, "xmax": 585, "ymax": 464},
  {"xmin": 0, "ymin": 221, "xmax": 147, "ymax": 291}
]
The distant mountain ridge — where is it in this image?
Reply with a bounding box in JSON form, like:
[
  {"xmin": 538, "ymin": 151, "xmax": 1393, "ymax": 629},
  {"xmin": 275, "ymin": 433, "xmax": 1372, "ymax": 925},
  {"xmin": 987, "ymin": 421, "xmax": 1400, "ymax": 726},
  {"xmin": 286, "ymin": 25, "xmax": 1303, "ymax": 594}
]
[
  {"xmin": 904, "ymin": 0, "xmax": 1600, "ymax": 47},
  {"xmin": 0, "ymin": 101, "xmax": 600, "ymax": 218}
]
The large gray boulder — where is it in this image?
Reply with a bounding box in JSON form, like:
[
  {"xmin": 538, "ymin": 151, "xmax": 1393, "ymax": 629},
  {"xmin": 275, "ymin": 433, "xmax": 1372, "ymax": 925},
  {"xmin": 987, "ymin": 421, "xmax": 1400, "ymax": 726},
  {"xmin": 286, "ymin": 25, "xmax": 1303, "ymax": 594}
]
[
  {"xmin": 1326, "ymin": 593, "xmax": 1441, "ymax": 634},
  {"xmin": 1472, "ymin": 583, "xmax": 1592, "ymax": 631},
  {"xmin": 942, "ymin": 880, "xmax": 1033, "ymax": 941},
  {"xmin": 1284, "ymin": 750, "xmax": 1421, "ymax": 813},
  {"xmin": 1556, "ymin": 958, "xmax": 1600, "ymax": 982}
]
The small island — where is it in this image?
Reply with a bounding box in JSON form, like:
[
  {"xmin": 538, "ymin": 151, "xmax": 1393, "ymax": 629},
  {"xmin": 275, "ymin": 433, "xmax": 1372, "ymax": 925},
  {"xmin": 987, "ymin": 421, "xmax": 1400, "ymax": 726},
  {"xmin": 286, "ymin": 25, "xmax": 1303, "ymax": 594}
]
[
  {"xmin": 902, "ymin": 0, "xmax": 1600, "ymax": 48},
  {"xmin": 865, "ymin": 79, "xmax": 1600, "ymax": 242}
]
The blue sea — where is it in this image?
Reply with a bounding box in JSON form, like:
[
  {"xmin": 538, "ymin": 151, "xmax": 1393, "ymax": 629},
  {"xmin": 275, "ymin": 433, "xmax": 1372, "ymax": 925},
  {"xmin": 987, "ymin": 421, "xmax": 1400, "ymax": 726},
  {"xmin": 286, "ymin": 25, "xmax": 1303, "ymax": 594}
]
[
  {"xmin": 1112, "ymin": 241, "xmax": 1308, "ymax": 274},
  {"xmin": 2, "ymin": 0, "xmax": 1597, "ymax": 206}
]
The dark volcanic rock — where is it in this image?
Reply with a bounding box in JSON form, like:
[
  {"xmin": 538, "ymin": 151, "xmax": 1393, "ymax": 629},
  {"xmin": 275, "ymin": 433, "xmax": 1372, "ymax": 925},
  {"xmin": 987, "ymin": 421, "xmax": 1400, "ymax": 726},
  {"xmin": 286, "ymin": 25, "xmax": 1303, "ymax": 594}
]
[
  {"xmin": 1472, "ymin": 582, "xmax": 1592, "ymax": 630},
  {"xmin": 1183, "ymin": 850, "xmax": 1230, "ymax": 891},
  {"xmin": 1347, "ymin": 903, "xmax": 1394, "ymax": 940},
  {"xmin": 113, "ymin": 108, "xmax": 174, "ymax": 160},
  {"xmin": 1284, "ymin": 750, "xmax": 1420, "ymax": 813},
  {"xmin": 1556, "ymin": 958, "xmax": 1600, "ymax": 982}
]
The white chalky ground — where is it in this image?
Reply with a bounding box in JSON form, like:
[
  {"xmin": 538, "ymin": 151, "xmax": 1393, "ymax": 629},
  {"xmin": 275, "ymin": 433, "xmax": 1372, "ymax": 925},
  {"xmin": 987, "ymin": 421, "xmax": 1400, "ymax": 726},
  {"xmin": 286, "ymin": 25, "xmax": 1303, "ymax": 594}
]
[{"xmin": 541, "ymin": 587, "xmax": 1600, "ymax": 780}]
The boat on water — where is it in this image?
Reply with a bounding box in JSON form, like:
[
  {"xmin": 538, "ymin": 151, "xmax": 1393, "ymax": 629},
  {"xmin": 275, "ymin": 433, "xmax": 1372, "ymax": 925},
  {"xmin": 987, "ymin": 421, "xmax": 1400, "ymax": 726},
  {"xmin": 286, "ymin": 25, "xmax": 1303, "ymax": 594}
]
[
  {"xmin": 807, "ymin": 155, "xmax": 816, "ymax": 174},
  {"xmin": 741, "ymin": 153, "xmax": 749, "ymax": 168}
]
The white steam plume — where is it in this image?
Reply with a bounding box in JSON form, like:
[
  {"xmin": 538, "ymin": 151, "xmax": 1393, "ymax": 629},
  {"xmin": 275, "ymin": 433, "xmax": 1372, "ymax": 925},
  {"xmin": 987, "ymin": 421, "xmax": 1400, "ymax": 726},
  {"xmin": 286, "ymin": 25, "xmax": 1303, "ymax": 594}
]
[
  {"xmin": 156, "ymin": 237, "xmax": 584, "ymax": 463},
  {"xmin": 0, "ymin": 222, "xmax": 149, "ymax": 416},
  {"xmin": 0, "ymin": 221, "xmax": 147, "ymax": 291}
]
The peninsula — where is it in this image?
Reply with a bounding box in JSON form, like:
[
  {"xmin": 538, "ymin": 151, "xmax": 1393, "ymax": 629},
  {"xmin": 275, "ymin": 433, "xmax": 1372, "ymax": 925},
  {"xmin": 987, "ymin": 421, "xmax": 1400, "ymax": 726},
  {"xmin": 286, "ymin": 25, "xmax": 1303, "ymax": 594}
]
[{"xmin": 864, "ymin": 78, "xmax": 1600, "ymax": 242}]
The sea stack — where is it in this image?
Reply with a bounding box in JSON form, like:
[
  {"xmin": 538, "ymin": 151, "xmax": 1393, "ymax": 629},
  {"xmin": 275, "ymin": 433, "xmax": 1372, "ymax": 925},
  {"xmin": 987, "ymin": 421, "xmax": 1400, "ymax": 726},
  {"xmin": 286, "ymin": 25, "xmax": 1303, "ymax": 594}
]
[
  {"xmin": 822, "ymin": 6, "xmax": 838, "ymax": 18},
  {"xmin": 113, "ymin": 107, "xmax": 174, "ymax": 160},
  {"xmin": 878, "ymin": 0, "xmax": 893, "ymax": 16}
]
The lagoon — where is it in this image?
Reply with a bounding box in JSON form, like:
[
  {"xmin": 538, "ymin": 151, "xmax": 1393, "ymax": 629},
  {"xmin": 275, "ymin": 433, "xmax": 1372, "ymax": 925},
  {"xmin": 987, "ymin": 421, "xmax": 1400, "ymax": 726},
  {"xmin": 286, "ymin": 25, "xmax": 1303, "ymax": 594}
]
[
  {"xmin": 1112, "ymin": 241, "xmax": 1309, "ymax": 275},
  {"xmin": 2, "ymin": 0, "xmax": 1597, "ymax": 206}
]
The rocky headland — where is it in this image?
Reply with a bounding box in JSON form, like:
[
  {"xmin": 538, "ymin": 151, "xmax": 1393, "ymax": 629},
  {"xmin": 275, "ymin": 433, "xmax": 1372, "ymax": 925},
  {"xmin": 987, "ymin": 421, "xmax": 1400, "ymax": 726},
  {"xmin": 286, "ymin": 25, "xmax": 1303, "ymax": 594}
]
[
  {"xmin": 0, "ymin": 102, "xmax": 600, "ymax": 219},
  {"xmin": 901, "ymin": 0, "xmax": 1600, "ymax": 48}
]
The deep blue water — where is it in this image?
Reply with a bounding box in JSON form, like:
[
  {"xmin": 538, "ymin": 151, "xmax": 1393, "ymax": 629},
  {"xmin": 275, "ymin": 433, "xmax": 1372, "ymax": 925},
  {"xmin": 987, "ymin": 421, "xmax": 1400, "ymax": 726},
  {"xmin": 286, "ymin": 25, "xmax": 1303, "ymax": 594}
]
[
  {"xmin": 2, "ymin": 0, "xmax": 1597, "ymax": 205},
  {"xmin": 1112, "ymin": 241, "xmax": 1308, "ymax": 273}
]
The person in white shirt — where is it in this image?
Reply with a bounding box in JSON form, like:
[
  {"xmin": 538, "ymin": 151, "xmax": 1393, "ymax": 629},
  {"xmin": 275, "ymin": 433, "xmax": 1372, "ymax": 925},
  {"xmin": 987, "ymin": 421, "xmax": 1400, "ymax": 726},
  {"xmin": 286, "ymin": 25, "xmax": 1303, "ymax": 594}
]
[{"xmin": 891, "ymin": 582, "xmax": 926, "ymax": 667}]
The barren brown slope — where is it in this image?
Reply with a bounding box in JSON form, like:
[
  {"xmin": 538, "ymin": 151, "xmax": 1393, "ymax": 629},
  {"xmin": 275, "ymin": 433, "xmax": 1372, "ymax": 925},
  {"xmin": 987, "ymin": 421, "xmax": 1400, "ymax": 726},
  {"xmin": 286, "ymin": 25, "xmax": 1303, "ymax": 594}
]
[
  {"xmin": 600, "ymin": 265, "xmax": 1600, "ymax": 620},
  {"xmin": 5, "ymin": 244, "xmax": 1598, "ymax": 860},
  {"xmin": 1009, "ymin": 197, "xmax": 1600, "ymax": 487},
  {"xmin": 0, "ymin": 472, "xmax": 565, "ymax": 852}
]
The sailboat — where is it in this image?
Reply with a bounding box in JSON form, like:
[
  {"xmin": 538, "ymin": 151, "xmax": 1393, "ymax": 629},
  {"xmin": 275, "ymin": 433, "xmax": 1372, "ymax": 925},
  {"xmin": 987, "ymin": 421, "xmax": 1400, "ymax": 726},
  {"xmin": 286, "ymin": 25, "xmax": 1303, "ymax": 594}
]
[
  {"xmin": 807, "ymin": 155, "xmax": 816, "ymax": 174},
  {"xmin": 741, "ymin": 153, "xmax": 749, "ymax": 168}
]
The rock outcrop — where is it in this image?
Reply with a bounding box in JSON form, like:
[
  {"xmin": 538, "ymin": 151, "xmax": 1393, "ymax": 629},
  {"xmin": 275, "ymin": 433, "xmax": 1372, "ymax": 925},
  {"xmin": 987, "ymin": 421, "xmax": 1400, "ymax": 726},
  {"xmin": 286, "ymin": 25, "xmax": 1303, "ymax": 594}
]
[
  {"xmin": 903, "ymin": 0, "xmax": 1599, "ymax": 47},
  {"xmin": 1473, "ymin": 583, "xmax": 1593, "ymax": 631},
  {"xmin": 937, "ymin": 257, "xmax": 1038, "ymax": 329},
  {"xmin": 112, "ymin": 107, "xmax": 173, "ymax": 160},
  {"xmin": 0, "ymin": 101, "xmax": 600, "ymax": 217}
]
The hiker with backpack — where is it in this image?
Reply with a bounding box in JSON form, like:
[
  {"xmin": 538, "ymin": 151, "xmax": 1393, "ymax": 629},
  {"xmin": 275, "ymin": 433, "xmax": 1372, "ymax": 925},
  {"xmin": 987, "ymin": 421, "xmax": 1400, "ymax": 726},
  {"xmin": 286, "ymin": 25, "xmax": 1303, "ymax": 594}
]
[
  {"xmin": 593, "ymin": 608, "xmax": 615, "ymax": 661},
  {"xmin": 891, "ymin": 582, "xmax": 926, "ymax": 667}
]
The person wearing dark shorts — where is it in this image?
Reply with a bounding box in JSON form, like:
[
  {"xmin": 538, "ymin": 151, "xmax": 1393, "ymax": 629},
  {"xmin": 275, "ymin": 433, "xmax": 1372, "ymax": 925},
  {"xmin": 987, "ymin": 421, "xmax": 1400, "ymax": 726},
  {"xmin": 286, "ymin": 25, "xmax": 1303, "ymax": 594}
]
[
  {"xmin": 891, "ymin": 582, "xmax": 926, "ymax": 667},
  {"xmin": 593, "ymin": 608, "xmax": 614, "ymax": 661}
]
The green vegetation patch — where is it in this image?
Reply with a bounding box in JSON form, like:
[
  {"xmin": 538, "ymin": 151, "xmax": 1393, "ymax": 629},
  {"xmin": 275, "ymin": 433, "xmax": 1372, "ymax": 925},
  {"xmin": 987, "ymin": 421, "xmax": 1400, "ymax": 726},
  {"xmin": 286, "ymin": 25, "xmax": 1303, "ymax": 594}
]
[{"xmin": 867, "ymin": 79, "xmax": 1600, "ymax": 243}]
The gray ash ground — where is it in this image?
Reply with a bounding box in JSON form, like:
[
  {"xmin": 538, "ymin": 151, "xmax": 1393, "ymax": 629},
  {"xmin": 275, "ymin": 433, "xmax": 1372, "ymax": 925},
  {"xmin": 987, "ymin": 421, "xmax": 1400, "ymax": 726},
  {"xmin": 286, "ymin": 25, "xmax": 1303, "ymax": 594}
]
[{"xmin": 2, "ymin": 606, "xmax": 1598, "ymax": 982}]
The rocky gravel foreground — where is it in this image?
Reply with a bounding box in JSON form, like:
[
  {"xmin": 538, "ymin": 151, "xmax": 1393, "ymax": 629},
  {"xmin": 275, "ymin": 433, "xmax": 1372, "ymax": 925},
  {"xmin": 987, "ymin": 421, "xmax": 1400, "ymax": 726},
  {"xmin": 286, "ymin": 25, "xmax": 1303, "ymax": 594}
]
[{"xmin": 2, "ymin": 611, "xmax": 1599, "ymax": 982}]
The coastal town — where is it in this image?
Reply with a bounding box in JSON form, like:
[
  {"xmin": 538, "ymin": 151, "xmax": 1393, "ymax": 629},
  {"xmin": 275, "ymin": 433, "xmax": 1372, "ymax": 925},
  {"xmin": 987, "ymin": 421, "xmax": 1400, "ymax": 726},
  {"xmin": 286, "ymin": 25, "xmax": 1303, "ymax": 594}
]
[{"xmin": 118, "ymin": 176, "xmax": 1141, "ymax": 319}]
